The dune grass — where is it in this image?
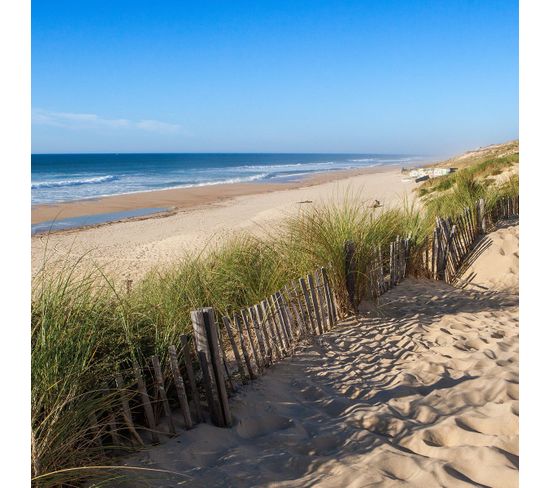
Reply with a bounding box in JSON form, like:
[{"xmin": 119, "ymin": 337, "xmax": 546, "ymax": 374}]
[
  {"xmin": 419, "ymin": 150, "xmax": 519, "ymax": 224},
  {"xmin": 417, "ymin": 152, "xmax": 518, "ymax": 198},
  {"xmin": 31, "ymin": 185, "xmax": 518, "ymax": 485}
]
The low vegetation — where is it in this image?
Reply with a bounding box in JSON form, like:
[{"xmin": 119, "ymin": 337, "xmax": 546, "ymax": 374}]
[
  {"xmin": 417, "ymin": 152, "xmax": 518, "ymax": 198},
  {"xmin": 32, "ymin": 175, "xmax": 518, "ymax": 485},
  {"xmin": 415, "ymin": 143, "xmax": 518, "ymax": 224}
]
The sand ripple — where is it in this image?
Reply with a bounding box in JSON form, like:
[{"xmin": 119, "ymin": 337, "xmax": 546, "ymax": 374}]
[{"xmin": 123, "ymin": 224, "xmax": 519, "ymax": 487}]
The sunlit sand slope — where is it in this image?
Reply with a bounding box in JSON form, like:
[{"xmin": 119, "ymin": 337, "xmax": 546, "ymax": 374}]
[{"xmin": 124, "ymin": 224, "xmax": 519, "ymax": 488}]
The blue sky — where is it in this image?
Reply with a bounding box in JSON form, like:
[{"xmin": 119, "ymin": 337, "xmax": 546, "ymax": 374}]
[{"xmin": 31, "ymin": 0, "xmax": 518, "ymax": 155}]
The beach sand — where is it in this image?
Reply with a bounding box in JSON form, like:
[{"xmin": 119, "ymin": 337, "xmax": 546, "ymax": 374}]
[
  {"xmin": 121, "ymin": 221, "xmax": 519, "ymax": 487},
  {"xmin": 32, "ymin": 166, "xmax": 417, "ymax": 280}
]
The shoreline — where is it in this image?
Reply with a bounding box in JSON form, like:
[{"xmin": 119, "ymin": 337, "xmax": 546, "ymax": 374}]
[
  {"xmin": 31, "ymin": 165, "xmax": 404, "ymax": 227},
  {"xmin": 32, "ymin": 165, "xmax": 418, "ymax": 279}
]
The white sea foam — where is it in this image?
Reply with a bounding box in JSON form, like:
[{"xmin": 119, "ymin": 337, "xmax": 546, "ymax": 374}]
[
  {"xmin": 31, "ymin": 154, "xmax": 418, "ymax": 205},
  {"xmin": 31, "ymin": 175, "xmax": 119, "ymax": 189}
]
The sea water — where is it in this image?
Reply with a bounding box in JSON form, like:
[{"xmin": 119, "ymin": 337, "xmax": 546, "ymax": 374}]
[{"xmin": 31, "ymin": 153, "xmax": 424, "ymax": 205}]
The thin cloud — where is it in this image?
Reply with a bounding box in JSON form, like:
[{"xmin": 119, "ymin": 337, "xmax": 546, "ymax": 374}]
[
  {"xmin": 135, "ymin": 119, "xmax": 182, "ymax": 134},
  {"xmin": 32, "ymin": 109, "xmax": 186, "ymax": 135}
]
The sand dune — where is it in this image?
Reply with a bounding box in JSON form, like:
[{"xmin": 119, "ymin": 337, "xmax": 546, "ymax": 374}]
[
  {"xmin": 122, "ymin": 223, "xmax": 519, "ymax": 487},
  {"xmin": 462, "ymin": 221, "xmax": 519, "ymax": 293}
]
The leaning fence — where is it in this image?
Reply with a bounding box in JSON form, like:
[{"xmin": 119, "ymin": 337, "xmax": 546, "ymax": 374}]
[{"xmin": 51, "ymin": 194, "xmax": 519, "ymax": 461}]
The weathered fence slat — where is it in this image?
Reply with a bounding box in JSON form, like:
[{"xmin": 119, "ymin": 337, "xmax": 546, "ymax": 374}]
[
  {"xmin": 431, "ymin": 228, "xmax": 438, "ymax": 280},
  {"xmin": 266, "ymin": 296, "xmax": 282, "ymax": 353},
  {"xmin": 320, "ymin": 267, "xmax": 336, "ymax": 329},
  {"xmin": 249, "ymin": 306, "xmax": 268, "ymax": 368},
  {"xmin": 289, "ymin": 283, "xmax": 308, "ymax": 338},
  {"xmin": 191, "ymin": 312, "xmax": 220, "ymax": 425},
  {"xmin": 277, "ymin": 292, "xmax": 294, "ymax": 350},
  {"xmin": 261, "ymin": 299, "xmax": 282, "ymax": 361},
  {"xmin": 314, "ymin": 270, "xmax": 328, "ymax": 333},
  {"xmin": 255, "ymin": 303, "xmax": 273, "ymax": 364},
  {"xmin": 132, "ymin": 360, "xmax": 159, "ymax": 444},
  {"xmin": 279, "ymin": 292, "xmax": 294, "ymax": 344},
  {"xmin": 206, "ymin": 310, "xmax": 232, "ymax": 427},
  {"xmin": 167, "ymin": 345, "xmax": 193, "ymax": 429},
  {"xmin": 233, "ymin": 312, "xmax": 256, "ymax": 380},
  {"xmin": 107, "ymin": 411, "xmax": 121, "ymax": 446},
  {"xmin": 307, "ymin": 274, "xmax": 323, "ymax": 335},
  {"xmin": 344, "ymin": 240, "xmax": 357, "ymax": 309},
  {"xmin": 479, "ymin": 198, "xmax": 486, "ymax": 234},
  {"xmin": 389, "ymin": 241, "xmax": 395, "ymax": 287},
  {"xmin": 191, "ymin": 308, "xmax": 231, "ymax": 427},
  {"xmin": 216, "ymin": 324, "xmax": 236, "ymax": 393},
  {"xmin": 150, "ymin": 355, "xmax": 176, "ymax": 435},
  {"xmin": 466, "ymin": 207, "xmax": 476, "ymax": 244},
  {"xmin": 287, "ymin": 290, "xmax": 301, "ymax": 339},
  {"xmin": 179, "ymin": 334, "xmax": 204, "ymax": 423},
  {"xmin": 221, "ymin": 316, "xmax": 248, "ymax": 383},
  {"xmin": 298, "ymin": 277, "xmax": 316, "ymax": 335},
  {"xmin": 115, "ymin": 374, "xmax": 144, "ymax": 446},
  {"xmin": 241, "ymin": 309, "xmax": 263, "ymax": 373},
  {"xmin": 377, "ymin": 245, "xmax": 385, "ymax": 294},
  {"xmin": 271, "ymin": 294, "xmax": 290, "ymax": 351}
]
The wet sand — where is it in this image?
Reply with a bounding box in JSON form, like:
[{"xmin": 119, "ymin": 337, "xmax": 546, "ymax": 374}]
[
  {"xmin": 32, "ymin": 166, "xmax": 418, "ymax": 280},
  {"xmin": 31, "ymin": 166, "xmax": 401, "ymax": 225}
]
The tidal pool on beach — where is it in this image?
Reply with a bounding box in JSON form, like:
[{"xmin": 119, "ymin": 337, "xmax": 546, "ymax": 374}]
[{"xmin": 31, "ymin": 207, "xmax": 170, "ymax": 235}]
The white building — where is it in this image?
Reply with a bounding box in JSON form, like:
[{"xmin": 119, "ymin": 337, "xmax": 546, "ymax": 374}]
[{"xmin": 408, "ymin": 167, "xmax": 454, "ymax": 179}]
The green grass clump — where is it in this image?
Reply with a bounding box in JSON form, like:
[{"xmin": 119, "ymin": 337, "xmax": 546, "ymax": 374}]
[
  {"xmin": 32, "ymin": 264, "xmax": 130, "ymax": 485},
  {"xmin": 418, "ymin": 149, "xmax": 519, "ymax": 221},
  {"xmin": 417, "ymin": 152, "xmax": 518, "ymax": 198},
  {"xmin": 281, "ymin": 195, "xmax": 430, "ymax": 309}
]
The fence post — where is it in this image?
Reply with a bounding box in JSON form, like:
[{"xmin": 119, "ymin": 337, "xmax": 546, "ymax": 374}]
[
  {"xmin": 320, "ymin": 267, "xmax": 336, "ymax": 328},
  {"xmin": 344, "ymin": 240, "xmax": 356, "ymax": 312},
  {"xmin": 191, "ymin": 308, "xmax": 232, "ymax": 428},
  {"xmin": 479, "ymin": 198, "xmax": 486, "ymax": 234}
]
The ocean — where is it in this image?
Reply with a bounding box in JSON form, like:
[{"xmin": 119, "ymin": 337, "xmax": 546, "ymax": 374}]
[{"xmin": 31, "ymin": 153, "xmax": 424, "ymax": 206}]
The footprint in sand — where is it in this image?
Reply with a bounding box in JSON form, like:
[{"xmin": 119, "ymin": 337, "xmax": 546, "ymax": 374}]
[
  {"xmin": 235, "ymin": 414, "xmax": 293, "ymax": 439},
  {"xmin": 483, "ymin": 349, "xmax": 497, "ymax": 359}
]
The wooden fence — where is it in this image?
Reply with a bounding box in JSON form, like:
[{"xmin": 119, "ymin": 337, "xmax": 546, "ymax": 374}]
[
  {"xmin": 84, "ymin": 194, "xmax": 518, "ymax": 452},
  {"xmin": 417, "ymin": 195, "xmax": 519, "ymax": 284},
  {"xmin": 86, "ymin": 267, "xmax": 338, "ymax": 449}
]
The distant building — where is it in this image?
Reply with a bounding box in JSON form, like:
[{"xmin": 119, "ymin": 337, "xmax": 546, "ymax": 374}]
[{"xmin": 408, "ymin": 167, "xmax": 456, "ymax": 179}]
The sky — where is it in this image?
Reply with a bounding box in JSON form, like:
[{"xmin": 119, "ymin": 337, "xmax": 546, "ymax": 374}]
[{"xmin": 31, "ymin": 0, "xmax": 518, "ymax": 155}]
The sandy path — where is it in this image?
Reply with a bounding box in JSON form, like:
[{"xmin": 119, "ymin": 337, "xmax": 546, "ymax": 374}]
[
  {"xmin": 121, "ymin": 223, "xmax": 519, "ymax": 487},
  {"xmin": 32, "ymin": 168, "xmax": 415, "ymax": 280}
]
